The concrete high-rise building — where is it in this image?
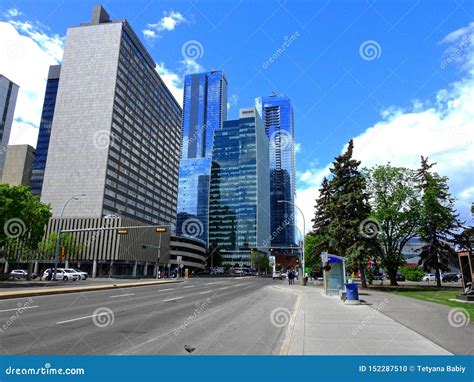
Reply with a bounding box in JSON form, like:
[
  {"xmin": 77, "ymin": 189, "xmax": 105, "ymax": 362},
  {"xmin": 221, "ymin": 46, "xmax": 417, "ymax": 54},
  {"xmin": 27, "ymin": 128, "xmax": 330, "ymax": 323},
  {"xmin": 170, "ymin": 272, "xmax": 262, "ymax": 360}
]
[
  {"xmin": 176, "ymin": 70, "xmax": 228, "ymax": 245},
  {"xmin": 30, "ymin": 65, "xmax": 61, "ymax": 195},
  {"xmin": 0, "ymin": 75, "xmax": 19, "ymax": 180},
  {"xmin": 208, "ymin": 108, "xmax": 270, "ymax": 266},
  {"xmin": 40, "ymin": 5, "xmax": 182, "ymax": 227},
  {"xmin": 1, "ymin": 144, "xmax": 35, "ymax": 186},
  {"xmin": 255, "ymin": 94, "xmax": 296, "ymax": 248}
]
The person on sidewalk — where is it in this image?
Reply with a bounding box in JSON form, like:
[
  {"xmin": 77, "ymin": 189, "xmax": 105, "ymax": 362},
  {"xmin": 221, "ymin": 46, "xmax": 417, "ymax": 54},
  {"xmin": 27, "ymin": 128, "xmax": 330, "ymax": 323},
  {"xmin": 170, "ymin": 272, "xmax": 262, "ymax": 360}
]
[{"xmin": 288, "ymin": 270, "xmax": 294, "ymax": 285}]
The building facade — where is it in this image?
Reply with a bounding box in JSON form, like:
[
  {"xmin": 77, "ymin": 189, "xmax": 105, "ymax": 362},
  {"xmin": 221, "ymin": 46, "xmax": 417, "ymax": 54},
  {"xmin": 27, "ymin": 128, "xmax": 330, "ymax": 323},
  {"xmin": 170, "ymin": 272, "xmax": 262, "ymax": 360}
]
[
  {"xmin": 40, "ymin": 6, "xmax": 181, "ymax": 228},
  {"xmin": 1, "ymin": 144, "xmax": 35, "ymax": 186},
  {"xmin": 0, "ymin": 75, "xmax": 19, "ymax": 180},
  {"xmin": 208, "ymin": 108, "xmax": 270, "ymax": 266},
  {"xmin": 176, "ymin": 70, "xmax": 228, "ymax": 245},
  {"xmin": 255, "ymin": 94, "xmax": 296, "ymax": 248},
  {"xmin": 30, "ymin": 65, "xmax": 61, "ymax": 195}
]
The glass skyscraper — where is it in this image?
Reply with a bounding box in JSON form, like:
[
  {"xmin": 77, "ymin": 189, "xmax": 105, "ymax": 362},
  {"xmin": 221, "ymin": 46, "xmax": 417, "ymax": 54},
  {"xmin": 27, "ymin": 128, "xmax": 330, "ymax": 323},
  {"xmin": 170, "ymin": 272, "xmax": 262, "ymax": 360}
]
[
  {"xmin": 0, "ymin": 75, "xmax": 19, "ymax": 180},
  {"xmin": 208, "ymin": 108, "xmax": 270, "ymax": 265},
  {"xmin": 176, "ymin": 70, "xmax": 228, "ymax": 245},
  {"xmin": 30, "ymin": 65, "xmax": 60, "ymax": 195},
  {"xmin": 255, "ymin": 94, "xmax": 296, "ymax": 248}
]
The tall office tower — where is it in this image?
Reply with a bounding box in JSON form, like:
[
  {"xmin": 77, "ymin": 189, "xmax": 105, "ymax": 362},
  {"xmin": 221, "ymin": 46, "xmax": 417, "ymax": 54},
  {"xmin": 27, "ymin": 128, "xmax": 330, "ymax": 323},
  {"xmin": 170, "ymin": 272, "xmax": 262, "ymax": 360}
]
[
  {"xmin": 0, "ymin": 75, "xmax": 19, "ymax": 180},
  {"xmin": 30, "ymin": 65, "xmax": 61, "ymax": 195},
  {"xmin": 255, "ymin": 94, "xmax": 296, "ymax": 248},
  {"xmin": 41, "ymin": 5, "xmax": 182, "ymax": 225},
  {"xmin": 208, "ymin": 108, "xmax": 270, "ymax": 265},
  {"xmin": 176, "ymin": 70, "xmax": 228, "ymax": 245},
  {"xmin": 1, "ymin": 144, "xmax": 35, "ymax": 186}
]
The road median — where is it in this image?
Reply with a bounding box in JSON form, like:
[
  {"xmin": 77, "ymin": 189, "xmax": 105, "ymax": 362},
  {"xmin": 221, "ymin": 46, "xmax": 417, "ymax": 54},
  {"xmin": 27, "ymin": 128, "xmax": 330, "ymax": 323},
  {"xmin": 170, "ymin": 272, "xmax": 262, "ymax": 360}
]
[{"xmin": 0, "ymin": 279, "xmax": 183, "ymax": 300}]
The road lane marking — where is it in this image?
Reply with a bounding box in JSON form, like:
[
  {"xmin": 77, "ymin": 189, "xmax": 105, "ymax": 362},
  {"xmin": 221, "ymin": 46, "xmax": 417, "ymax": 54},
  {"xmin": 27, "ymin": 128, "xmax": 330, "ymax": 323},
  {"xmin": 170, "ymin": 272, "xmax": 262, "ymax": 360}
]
[
  {"xmin": 163, "ymin": 297, "xmax": 183, "ymax": 302},
  {"xmin": 204, "ymin": 282, "xmax": 219, "ymax": 285},
  {"xmin": 218, "ymin": 287, "xmax": 229, "ymax": 290},
  {"xmin": 109, "ymin": 293, "xmax": 135, "ymax": 298},
  {"xmin": 183, "ymin": 285, "xmax": 195, "ymax": 289},
  {"xmin": 56, "ymin": 312, "xmax": 110, "ymax": 325},
  {"xmin": 199, "ymin": 291, "xmax": 212, "ymax": 295},
  {"xmin": 0, "ymin": 306, "xmax": 39, "ymax": 313},
  {"xmin": 156, "ymin": 288, "xmax": 174, "ymax": 292}
]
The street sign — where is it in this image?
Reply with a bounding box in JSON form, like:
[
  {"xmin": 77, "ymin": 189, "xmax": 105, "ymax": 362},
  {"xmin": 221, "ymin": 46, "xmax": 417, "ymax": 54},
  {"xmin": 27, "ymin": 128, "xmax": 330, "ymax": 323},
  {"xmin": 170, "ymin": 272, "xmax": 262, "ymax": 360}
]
[{"xmin": 179, "ymin": 264, "xmax": 184, "ymax": 269}]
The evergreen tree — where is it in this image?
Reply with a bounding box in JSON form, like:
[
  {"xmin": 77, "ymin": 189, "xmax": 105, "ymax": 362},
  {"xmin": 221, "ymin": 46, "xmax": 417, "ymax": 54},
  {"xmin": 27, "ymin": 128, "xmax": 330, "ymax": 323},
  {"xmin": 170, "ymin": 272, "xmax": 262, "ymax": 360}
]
[
  {"xmin": 416, "ymin": 157, "xmax": 461, "ymax": 287},
  {"xmin": 312, "ymin": 177, "xmax": 333, "ymax": 254}
]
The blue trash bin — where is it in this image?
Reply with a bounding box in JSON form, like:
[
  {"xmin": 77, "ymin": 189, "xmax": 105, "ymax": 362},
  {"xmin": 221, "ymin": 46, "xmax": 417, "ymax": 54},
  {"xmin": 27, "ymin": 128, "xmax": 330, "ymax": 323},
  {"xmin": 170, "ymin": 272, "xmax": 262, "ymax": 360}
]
[{"xmin": 344, "ymin": 283, "xmax": 359, "ymax": 301}]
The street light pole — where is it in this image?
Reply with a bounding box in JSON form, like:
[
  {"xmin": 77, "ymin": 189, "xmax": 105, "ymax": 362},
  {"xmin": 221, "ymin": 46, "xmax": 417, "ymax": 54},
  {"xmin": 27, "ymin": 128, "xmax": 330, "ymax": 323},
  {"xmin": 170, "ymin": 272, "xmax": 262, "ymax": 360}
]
[
  {"xmin": 277, "ymin": 200, "xmax": 306, "ymax": 279},
  {"xmin": 53, "ymin": 194, "xmax": 86, "ymax": 279}
]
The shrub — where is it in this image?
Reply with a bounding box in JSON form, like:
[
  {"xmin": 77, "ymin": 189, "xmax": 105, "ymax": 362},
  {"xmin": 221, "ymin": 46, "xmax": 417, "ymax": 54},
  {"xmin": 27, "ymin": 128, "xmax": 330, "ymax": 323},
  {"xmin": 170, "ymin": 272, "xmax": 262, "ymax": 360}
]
[{"xmin": 398, "ymin": 266, "xmax": 424, "ymax": 281}]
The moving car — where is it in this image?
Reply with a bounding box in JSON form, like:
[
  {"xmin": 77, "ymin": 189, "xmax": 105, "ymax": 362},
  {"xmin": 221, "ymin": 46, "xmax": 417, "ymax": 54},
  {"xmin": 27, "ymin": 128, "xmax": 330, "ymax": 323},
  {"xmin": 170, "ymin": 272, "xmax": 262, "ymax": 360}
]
[
  {"xmin": 423, "ymin": 273, "xmax": 436, "ymax": 282},
  {"xmin": 64, "ymin": 269, "xmax": 85, "ymax": 280},
  {"xmin": 442, "ymin": 272, "xmax": 459, "ymax": 282}
]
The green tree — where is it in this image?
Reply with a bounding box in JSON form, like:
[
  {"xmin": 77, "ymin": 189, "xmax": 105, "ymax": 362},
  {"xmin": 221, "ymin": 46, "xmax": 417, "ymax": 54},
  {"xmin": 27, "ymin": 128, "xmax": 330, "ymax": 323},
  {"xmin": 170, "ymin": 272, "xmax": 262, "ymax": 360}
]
[
  {"xmin": 38, "ymin": 233, "xmax": 85, "ymax": 261},
  {"xmin": 398, "ymin": 266, "xmax": 424, "ymax": 282},
  {"xmin": 304, "ymin": 232, "xmax": 323, "ymax": 277},
  {"xmin": 416, "ymin": 157, "xmax": 461, "ymax": 287},
  {"xmin": 365, "ymin": 164, "xmax": 422, "ymax": 285},
  {"xmin": 0, "ymin": 185, "xmax": 51, "ymax": 279},
  {"xmin": 249, "ymin": 250, "xmax": 263, "ymax": 272},
  {"xmin": 312, "ymin": 177, "xmax": 334, "ymax": 254},
  {"xmin": 326, "ymin": 140, "xmax": 372, "ymax": 287}
]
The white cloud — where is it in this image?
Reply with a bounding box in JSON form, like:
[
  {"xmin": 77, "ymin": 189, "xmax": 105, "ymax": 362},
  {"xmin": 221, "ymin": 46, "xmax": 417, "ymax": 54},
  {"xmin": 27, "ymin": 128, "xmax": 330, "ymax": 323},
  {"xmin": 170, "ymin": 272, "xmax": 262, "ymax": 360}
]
[
  {"xmin": 0, "ymin": 19, "xmax": 63, "ymax": 147},
  {"xmin": 143, "ymin": 11, "xmax": 186, "ymax": 40},
  {"xmin": 4, "ymin": 8, "xmax": 22, "ymax": 18},
  {"xmin": 227, "ymin": 94, "xmax": 239, "ymax": 110},
  {"xmin": 297, "ymin": 21, "xmax": 474, "ymax": 233},
  {"xmin": 155, "ymin": 62, "xmax": 184, "ymax": 105}
]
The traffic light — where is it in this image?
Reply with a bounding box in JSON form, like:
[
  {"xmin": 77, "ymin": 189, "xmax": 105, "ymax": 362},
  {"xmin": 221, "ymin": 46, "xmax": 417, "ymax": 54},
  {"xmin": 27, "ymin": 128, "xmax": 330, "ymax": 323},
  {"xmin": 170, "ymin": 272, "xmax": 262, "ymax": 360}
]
[
  {"xmin": 117, "ymin": 229, "xmax": 128, "ymax": 235},
  {"xmin": 59, "ymin": 246, "xmax": 65, "ymax": 261},
  {"xmin": 155, "ymin": 227, "xmax": 167, "ymax": 233}
]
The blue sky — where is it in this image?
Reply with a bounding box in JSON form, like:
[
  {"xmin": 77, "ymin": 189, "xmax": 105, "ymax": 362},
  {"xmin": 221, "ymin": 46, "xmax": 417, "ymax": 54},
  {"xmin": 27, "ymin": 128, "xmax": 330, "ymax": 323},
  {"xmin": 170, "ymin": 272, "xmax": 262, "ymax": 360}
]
[{"xmin": 0, "ymin": 0, "xmax": 473, "ymax": 230}]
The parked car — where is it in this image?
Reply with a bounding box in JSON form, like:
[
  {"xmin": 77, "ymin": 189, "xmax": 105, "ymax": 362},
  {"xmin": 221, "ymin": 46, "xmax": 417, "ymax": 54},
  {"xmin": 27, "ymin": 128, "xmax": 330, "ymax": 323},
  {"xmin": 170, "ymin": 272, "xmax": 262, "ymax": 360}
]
[
  {"xmin": 210, "ymin": 267, "xmax": 225, "ymax": 275},
  {"xmin": 272, "ymin": 271, "xmax": 283, "ymax": 280},
  {"xmin": 396, "ymin": 273, "xmax": 406, "ymax": 282},
  {"xmin": 71, "ymin": 269, "xmax": 88, "ymax": 280},
  {"xmin": 423, "ymin": 273, "xmax": 436, "ymax": 282},
  {"xmin": 43, "ymin": 268, "xmax": 80, "ymax": 281},
  {"xmin": 281, "ymin": 272, "xmax": 288, "ymax": 279},
  {"xmin": 9, "ymin": 269, "xmax": 27, "ymax": 279},
  {"xmin": 442, "ymin": 272, "xmax": 459, "ymax": 282},
  {"xmin": 64, "ymin": 269, "xmax": 84, "ymax": 280},
  {"xmin": 373, "ymin": 273, "xmax": 384, "ymax": 281}
]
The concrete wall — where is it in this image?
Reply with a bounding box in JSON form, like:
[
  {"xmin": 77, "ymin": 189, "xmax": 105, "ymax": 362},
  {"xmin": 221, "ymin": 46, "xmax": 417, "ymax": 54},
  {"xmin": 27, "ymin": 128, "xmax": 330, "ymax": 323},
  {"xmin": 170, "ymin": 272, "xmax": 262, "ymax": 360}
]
[{"xmin": 1, "ymin": 144, "xmax": 35, "ymax": 185}]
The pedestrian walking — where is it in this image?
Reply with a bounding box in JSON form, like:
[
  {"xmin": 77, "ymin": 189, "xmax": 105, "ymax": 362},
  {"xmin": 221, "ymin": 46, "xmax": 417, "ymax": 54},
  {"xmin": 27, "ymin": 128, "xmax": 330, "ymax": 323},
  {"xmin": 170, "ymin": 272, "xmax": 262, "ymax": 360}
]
[{"xmin": 288, "ymin": 270, "xmax": 294, "ymax": 285}]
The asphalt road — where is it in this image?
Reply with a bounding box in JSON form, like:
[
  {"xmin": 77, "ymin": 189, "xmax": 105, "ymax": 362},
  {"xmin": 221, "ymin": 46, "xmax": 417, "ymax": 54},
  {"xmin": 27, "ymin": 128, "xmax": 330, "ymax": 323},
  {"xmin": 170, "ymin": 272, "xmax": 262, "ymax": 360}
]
[{"xmin": 0, "ymin": 277, "xmax": 296, "ymax": 355}]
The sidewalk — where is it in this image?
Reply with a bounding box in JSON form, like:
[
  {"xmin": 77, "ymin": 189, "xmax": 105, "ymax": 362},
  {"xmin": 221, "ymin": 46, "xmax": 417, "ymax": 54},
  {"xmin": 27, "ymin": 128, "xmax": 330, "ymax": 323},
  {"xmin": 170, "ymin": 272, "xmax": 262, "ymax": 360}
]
[
  {"xmin": 0, "ymin": 279, "xmax": 183, "ymax": 300},
  {"xmin": 275, "ymin": 283, "xmax": 451, "ymax": 355}
]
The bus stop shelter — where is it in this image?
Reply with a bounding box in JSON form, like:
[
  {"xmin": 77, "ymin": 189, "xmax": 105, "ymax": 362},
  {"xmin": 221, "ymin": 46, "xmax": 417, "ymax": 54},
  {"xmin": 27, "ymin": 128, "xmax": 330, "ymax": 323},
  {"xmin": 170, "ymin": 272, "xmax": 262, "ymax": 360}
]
[{"xmin": 321, "ymin": 252, "xmax": 346, "ymax": 296}]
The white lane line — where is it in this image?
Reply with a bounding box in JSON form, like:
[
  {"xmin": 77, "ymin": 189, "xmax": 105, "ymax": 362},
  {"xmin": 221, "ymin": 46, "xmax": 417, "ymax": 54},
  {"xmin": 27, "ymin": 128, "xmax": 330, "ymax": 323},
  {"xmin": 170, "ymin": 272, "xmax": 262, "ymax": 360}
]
[
  {"xmin": 204, "ymin": 282, "xmax": 219, "ymax": 285},
  {"xmin": 163, "ymin": 297, "xmax": 183, "ymax": 302},
  {"xmin": 109, "ymin": 293, "xmax": 135, "ymax": 298},
  {"xmin": 183, "ymin": 285, "xmax": 195, "ymax": 289},
  {"xmin": 233, "ymin": 283, "xmax": 245, "ymax": 287},
  {"xmin": 57, "ymin": 312, "xmax": 107, "ymax": 325},
  {"xmin": 199, "ymin": 291, "xmax": 212, "ymax": 295},
  {"xmin": 218, "ymin": 287, "xmax": 229, "ymax": 290},
  {"xmin": 0, "ymin": 306, "xmax": 39, "ymax": 313},
  {"xmin": 156, "ymin": 288, "xmax": 174, "ymax": 292}
]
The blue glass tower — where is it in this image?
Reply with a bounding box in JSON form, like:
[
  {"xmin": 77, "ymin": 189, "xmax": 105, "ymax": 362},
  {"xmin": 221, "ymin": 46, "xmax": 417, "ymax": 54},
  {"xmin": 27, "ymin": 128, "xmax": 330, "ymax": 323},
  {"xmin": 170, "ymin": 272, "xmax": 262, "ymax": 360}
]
[
  {"xmin": 209, "ymin": 108, "xmax": 270, "ymax": 265},
  {"xmin": 30, "ymin": 65, "xmax": 61, "ymax": 195},
  {"xmin": 176, "ymin": 70, "xmax": 228, "ymax": 245},
  {"xmin": 255, "ymin": 94, "xmax": 296, "ymax": 248}
]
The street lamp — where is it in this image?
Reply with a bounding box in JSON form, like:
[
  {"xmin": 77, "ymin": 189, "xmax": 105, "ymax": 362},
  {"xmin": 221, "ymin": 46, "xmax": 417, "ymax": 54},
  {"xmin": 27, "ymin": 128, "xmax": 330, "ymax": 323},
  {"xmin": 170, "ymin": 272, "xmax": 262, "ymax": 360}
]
[
  {"xmin": 53, "ymin": 194, "xmax": 86, "ymax": 279},
  {"xmin": 277, "ymin": 200, "xmax": 306, "ymax": 280}
]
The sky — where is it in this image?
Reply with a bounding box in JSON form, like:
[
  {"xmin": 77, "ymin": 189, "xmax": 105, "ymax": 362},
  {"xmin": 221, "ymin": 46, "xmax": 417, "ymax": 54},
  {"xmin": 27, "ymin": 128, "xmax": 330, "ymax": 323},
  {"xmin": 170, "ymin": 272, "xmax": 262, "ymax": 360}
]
[{"xmin": 0, "ymin": 0, "xmax": 473, "ymax": 234}]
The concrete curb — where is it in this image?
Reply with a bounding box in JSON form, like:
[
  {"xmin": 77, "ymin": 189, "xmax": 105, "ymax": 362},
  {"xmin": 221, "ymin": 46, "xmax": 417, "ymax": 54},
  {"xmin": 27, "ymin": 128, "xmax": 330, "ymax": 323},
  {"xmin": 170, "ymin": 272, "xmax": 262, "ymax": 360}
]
[
  {"xmin": 0, "ymin": 279, "xmax": 183, "ymax": 300},
  {"xmin": 271, "ymin": 285, "xmax": 302, "ymax": 355}
]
